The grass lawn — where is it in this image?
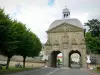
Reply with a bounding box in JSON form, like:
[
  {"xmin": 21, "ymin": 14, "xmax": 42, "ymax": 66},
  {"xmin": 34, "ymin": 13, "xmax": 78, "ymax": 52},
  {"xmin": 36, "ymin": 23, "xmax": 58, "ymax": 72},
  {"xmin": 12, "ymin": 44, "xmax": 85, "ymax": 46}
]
[
  {"xmin": 92, "ymin": 66, "xmax": 100, "ymax": 74},
  {"xmin": 93, "ymin": 69, "xmax": 100, "ymax": 74},
  {"xmin": 0, "ymin": 67, "xmax": 34, "ymax": 75}
]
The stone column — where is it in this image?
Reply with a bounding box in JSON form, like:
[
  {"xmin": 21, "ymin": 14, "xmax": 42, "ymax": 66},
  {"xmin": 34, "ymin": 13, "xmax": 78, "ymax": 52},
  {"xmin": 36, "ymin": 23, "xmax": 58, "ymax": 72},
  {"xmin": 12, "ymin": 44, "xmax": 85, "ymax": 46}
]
[
  {"xmin": 47, "ymin": 55, "xmax": 51, "ymax": 67},
  {"xmin": 82, "ymin": 55, "xmax": 86, "ymax": 68},
  {"xmin": 63, "ymin": 49, "xmax": 69, "ymax": 67},
  {"xmin": 81, "ymin": 49, "xmax": 87, "ymax": 68}
]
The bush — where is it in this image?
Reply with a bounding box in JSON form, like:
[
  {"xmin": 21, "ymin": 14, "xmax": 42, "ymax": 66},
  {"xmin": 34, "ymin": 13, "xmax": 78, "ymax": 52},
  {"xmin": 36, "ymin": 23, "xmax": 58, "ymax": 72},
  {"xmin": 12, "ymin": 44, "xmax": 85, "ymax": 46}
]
[
  {"xmin": 97, "ymin": 66, "xmax": 100, "ymax": 71},
  {"xmin": 0, "ymin": 65, "xmax": 2, "ymax": 70}
]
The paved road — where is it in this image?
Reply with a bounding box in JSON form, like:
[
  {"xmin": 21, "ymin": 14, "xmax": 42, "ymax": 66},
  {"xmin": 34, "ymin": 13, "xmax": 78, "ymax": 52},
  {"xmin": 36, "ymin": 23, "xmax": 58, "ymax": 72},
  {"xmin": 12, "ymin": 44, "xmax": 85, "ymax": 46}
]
[{"xmin": 6, "ymin": 67, "xmax": 99, "ymax": 75}]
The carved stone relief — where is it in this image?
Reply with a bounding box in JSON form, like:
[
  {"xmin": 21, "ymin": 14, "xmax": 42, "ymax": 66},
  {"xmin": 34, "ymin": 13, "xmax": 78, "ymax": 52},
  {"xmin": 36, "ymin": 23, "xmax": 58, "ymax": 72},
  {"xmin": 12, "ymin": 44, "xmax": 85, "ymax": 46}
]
[
  {"xmin": 47, "ymin": 23, "xmax": 84, "ymax": 33},
  {"xmin": 80, "ymin": 39, "xmax": 85, "ymax": 45},
  {"xmin": 62, "ymin": 33, "xmax": 69, "ymax": 44},
  {"xmin": 45, "ymin": 21, "xmax": 86, "ymax": 68},
  {"xmin": 54, "ymin": 40, "xmax": 59, "ymax": 45},
  {"xmin": 72, "ymin": 39, "xmax": 77, "ymax": 45}
]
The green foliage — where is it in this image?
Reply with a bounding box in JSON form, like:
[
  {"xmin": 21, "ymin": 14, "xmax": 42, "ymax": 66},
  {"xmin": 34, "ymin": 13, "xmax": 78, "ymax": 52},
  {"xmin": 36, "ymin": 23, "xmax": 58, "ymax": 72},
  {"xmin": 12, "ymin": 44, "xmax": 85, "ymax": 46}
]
[
  {"xmin": 85, "ymin": 19, "xmax": 100, "ymax": 54},
  {"xmin": 0, "ymin": 8, "xmax": 18, "ymax": 58},
  {"xmin": 97, "ymin": 66, "xmax": 100, "ymax": 71},
  {"xmin": 28, "ymin": 32, "xmax": 42, "ymax": 57},
  {"xmin": 85, "ymin": 32, "xmax": 100, "ymax": 54},
  {"xmin": 0, "ymin": 8, "xmax": 42, "ymax": 69},
  {"xmin": 85, "ymin": 19, "xmax": 100, "ymax": 37},
  {"xmin": 16, "ymin": 30, "xmax": 42, "ymax": 68},
  {"xmin": 0, "ymin": 8, "xmax": 20, "ymax": 69}
]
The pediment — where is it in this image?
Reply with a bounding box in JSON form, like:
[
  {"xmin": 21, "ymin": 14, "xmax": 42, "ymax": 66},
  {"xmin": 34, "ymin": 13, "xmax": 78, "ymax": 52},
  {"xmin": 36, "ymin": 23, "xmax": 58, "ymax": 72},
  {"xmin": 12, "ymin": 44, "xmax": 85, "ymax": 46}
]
[{"xmin": 47, "ymin": 23, "xmax": 84, "ymax": 33}]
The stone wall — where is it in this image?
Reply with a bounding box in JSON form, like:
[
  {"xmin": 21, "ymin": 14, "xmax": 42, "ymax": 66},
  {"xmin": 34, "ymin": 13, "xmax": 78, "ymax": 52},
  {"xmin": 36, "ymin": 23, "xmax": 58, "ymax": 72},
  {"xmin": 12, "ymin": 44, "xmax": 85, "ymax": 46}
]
[
  {"xmin": 90, "ymin": 54, "xmax": 100, "ymax": 64},
  {"xmin": 0, "ymin": 60, "xmax": 45, "ymax": 67},
  {"xmin": 0, "ymin": 55, "xmax": 44, "ymax": 62}
]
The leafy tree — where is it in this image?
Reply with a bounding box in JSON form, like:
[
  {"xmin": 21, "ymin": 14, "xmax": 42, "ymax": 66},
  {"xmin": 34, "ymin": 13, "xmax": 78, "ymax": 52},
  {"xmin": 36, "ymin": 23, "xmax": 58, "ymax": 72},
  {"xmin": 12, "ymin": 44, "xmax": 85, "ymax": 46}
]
[
  {"xmin": 0, "ymin": 8, "xmax": 18, "ymax": 69},
  {"xmin": 85, "ymin": 32, "xmax": 100, "ymax": 54},
  {"xmin": 11, "ymin": 21, "xmax": 29, "ymax": 68},
  {"xmin": 16, "ymin": 28, "xmax": 42, "ymax": 68},
  {"xmin": 28, "ymin": 32, "xmax": 42, "ymax": 57},
  {"xmin": 85, "ymin": 19, "xmax": 100, "ymax": 37},
  {"xmin": 0, "ymin": 8, "xmax": 42, "ymax": 69},
  {"xmin": 85, "ymin": 19, "xmax": 100, "ymax": 54},
  {"xmin": 23, "ymin": 32, "xmax": 42, "ymax": 68}
]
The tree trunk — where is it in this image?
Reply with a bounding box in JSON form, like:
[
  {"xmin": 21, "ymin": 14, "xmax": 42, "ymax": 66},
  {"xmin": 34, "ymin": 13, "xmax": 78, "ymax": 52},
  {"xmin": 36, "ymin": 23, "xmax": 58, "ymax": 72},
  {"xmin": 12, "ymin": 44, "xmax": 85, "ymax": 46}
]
[
  {"xmin": 6, "ymin": 57, "xmax": 11, "ymax": 69},
  {"xmin": 23, "ymin": 56, "xmax": 26, "ymax": 68}
]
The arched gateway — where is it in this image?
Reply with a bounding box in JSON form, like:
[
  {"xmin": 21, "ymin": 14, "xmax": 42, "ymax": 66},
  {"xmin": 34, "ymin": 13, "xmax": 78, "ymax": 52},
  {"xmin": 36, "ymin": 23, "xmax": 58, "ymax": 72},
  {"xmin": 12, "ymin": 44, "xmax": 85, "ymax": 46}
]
[{"xmin": 44, "ymin": 7, "xmax": 86, "ymax": 68}]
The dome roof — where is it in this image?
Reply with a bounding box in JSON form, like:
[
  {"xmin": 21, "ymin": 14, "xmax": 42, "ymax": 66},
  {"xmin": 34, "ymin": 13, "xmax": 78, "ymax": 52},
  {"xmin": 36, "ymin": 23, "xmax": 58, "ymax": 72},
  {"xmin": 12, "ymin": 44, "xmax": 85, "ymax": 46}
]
[
  {"xmin": 63, "ymin": 7, "xmax": 70, "ymax": 13},
  {"xmin": 48, "ymin": 18, "xmax": 84, "ymax": 30}
]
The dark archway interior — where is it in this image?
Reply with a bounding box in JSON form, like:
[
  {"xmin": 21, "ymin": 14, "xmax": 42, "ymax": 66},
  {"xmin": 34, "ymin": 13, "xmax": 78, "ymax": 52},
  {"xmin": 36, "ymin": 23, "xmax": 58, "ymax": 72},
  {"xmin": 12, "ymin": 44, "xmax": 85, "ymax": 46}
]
[
  {"xmin": 69, "ymin": 50, "xmax": 82, "ymax": 68},
  {"xmin": 50, "ymin": 51, "xmax": 61, "ymax": 67}
]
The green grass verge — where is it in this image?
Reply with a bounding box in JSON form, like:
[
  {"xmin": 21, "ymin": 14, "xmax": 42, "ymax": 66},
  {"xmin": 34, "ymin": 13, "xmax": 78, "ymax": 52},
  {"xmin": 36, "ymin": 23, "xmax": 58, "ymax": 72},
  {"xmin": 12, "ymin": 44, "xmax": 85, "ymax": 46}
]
[
  {"xmin": 92, "ymin": 67, "xmax": 100, "ymax": 73},
  {"xmin": 93, "ymin": 69, "xmax": 100, "ymax": 73},
  {"xmin": 0, "ymin": 67, "xmax": 34, "ymax": 75}
]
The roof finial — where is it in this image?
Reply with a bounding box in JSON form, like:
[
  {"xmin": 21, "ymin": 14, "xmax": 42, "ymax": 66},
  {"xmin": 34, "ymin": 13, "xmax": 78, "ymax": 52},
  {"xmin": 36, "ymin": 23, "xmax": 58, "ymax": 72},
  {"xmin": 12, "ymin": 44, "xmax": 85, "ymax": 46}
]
[
  {"xmin": 62, "ymin": 6, "xmax": 70, "ymax": 19},
  {"xmin": 65, "ymin": 6, "xmax": 67, "ymax": 8}
]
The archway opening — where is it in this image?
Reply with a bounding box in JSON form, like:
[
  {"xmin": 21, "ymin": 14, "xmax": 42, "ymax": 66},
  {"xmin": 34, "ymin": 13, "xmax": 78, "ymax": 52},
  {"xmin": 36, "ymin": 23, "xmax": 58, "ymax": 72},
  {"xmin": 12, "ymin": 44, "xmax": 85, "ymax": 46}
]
[
  {"xmin": 50, "ymin": 51, "xmax": 62, "ymax": 67},
  {"xmin": 69, "ymin": 50, "xmax": 82, "ymax": 68}
]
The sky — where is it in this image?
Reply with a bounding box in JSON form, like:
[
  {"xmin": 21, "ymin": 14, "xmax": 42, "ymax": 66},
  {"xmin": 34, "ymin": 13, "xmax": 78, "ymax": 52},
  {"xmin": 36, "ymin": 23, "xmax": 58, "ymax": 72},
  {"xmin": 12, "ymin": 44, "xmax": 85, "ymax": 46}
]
[{"xmin": 0, "ymin": 0, "xmax": 100, "ymax": 43}]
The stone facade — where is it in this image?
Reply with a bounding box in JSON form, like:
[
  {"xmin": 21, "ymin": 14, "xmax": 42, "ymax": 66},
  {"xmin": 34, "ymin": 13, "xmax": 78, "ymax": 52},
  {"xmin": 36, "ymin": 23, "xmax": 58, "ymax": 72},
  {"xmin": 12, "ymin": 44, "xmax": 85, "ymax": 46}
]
[{"xmin": 44, "ymin": 23, "xmax": 86, "ymax": 68}]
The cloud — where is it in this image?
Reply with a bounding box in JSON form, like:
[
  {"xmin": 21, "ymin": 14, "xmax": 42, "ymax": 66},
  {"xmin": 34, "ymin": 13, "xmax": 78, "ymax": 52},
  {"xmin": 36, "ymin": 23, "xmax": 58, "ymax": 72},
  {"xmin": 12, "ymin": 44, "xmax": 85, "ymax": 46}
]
[
  {"xmin": 10, "ymin": 5, "xmax": 22, "ymax": 17},
  {"xmin": 0, "ymin": 0, "xmax": 100, "ymax": 43}
]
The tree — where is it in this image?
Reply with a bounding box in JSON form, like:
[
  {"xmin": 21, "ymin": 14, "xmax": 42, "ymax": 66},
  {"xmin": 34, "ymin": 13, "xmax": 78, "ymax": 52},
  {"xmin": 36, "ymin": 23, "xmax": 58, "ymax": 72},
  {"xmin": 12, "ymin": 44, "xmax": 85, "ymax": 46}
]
[
  {"xmin": 11, "ymin": 21, "xmax": 29, "ymax": 68},
  {"xmin": 0, "ymin": 8, "xmax": 42, "ymax": 69},
  {"xmin": 85, "ymin": 19, "xmax": 100, "ymax": 37},
  {"xmin": 0, "ymin": 8, "xmax": 18, "ymax": 69},
  {"xmin": 16, "ymin": 29, "xmax": 42, "ymax": 68},
  {"xmin": 28, "ymin": 32, "xmax": 42, "ymax": 57},
  {"xmin": 85, "ymin": 19, "xmax": 100, "ymax": 54},
  {"xmin": 85, "ymin": 32, "xmax": 100, "ymax": 54}
]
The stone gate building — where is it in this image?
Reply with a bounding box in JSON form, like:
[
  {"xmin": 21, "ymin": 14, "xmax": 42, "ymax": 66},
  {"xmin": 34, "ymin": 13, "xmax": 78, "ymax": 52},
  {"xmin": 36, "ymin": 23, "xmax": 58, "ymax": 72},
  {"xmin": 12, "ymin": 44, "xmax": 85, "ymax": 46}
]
[{"xmin": 44, "ymin": 7, "xmax": 86, "ymax": 68}]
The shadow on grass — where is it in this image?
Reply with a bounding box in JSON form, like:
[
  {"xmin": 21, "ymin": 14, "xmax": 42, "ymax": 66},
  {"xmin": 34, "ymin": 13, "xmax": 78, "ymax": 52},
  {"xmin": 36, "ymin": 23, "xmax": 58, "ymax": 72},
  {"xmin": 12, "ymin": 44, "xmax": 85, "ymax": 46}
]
[{"xmin": 0, "ymin": 67, "xmax": 35, "ymax": 75}]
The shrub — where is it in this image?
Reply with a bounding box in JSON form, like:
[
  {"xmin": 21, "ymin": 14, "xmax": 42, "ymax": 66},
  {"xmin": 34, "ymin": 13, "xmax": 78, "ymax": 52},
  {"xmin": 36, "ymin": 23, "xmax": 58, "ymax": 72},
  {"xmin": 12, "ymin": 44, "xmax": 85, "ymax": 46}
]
[{"xmin": 97, "ymin": 66, "xmax": 100, "ymax": 71}]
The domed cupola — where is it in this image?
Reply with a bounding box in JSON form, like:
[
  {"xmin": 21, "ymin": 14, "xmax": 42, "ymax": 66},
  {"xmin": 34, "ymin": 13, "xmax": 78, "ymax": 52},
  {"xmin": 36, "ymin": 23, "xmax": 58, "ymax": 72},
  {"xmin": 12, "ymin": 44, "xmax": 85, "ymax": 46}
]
[
  {"xmin": 47, "ymin": 6, "xmax": 84, "ymax": 31},
  {"xmin": 62, "ymin": 6, "xmax": 70, "ymax": 19}
]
